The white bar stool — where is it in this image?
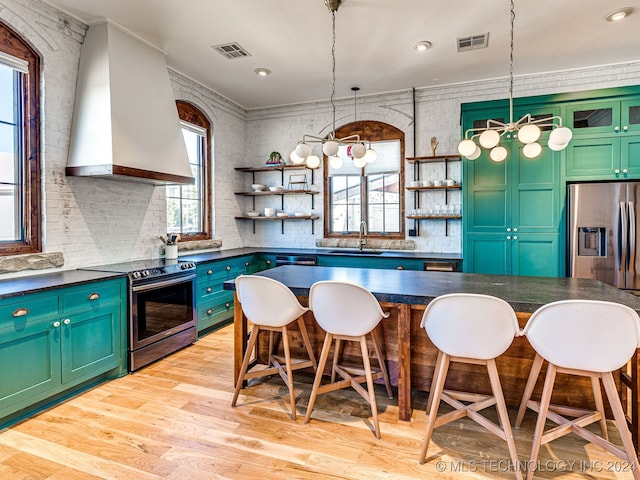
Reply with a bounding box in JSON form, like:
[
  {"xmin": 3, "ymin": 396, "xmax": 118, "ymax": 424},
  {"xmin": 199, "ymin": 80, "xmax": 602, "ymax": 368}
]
[
  {"xmin": 515, "ymin": 299, "xmax": 640, "ymax": 480},
  {"xmin": 304, "ymin": 280, "xmax": 393, "ymax": 439},
  {"xmin": 419, "ymin": 293, "xmax": 522, "ymax": 479},
  {"xmin": 231, "ymin": 275, "xmax": 317, "ymax": 420}
]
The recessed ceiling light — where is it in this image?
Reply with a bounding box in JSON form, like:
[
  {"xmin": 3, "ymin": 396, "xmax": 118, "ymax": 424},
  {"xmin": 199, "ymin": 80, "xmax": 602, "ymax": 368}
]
[
  {"xmin": 413, "ymin": 41, "xmax": 432, "ymax": 52},
  {"xmin": 254, "ymin": 68, "xmax": 271, "ymax": 77},
  {"xmin": 606, "ymin": 7, "xmax": 633, "ymax": 21}
]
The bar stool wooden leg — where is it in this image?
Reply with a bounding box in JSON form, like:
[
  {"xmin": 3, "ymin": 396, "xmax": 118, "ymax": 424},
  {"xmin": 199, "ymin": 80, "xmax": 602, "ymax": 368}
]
[
  {"xmin": 487, "ymin": 358, "xmax": 523, "ymax": 480},
  {"xmin": 425, "ymin": 349, "xmax": 444, "ymax": 416},
  {"xmin": 601, "ymin": 372, "xmax": 640, "ymax": 479},
  {"xmin": 331, "ymin": 339, "xmax": 342, "ymax": 383},
  {"xmin": 515, "ymin": 353, "xmax": 544, "ymax": 428},
  {"xmin": 297, "ymin": 317, "xmax": 318, "ymax": 370},
  {"xmin": 360, "ymin": 335, "xmax": 381, "ymax": 439},
  {"xmin": 526, "ymin": 363, "xmax": 557, "ymax": 480},
  {"xmin": 420, "ymin": 350, "xmax": 450, "ymax": 464},
  {"xmin": 371, "ymin": 328, "xmax": 393, "ymax": 399},
  {"xmin": 280, "ymin": 325, "xmax": 297, "ymax": 420},
  {"xmin": 267, "ymin": 330, "xmax": 275, "ymax": 368},
  {"xmin": 591, "ymin": 376, "xmax": 609, "ymax": 441},
  {"xmin": 232, "ymin": 324, "xmax": 260, "ymax": 407},
  {"xmin": 305, "ymin": 332, "xmax": 333, "ymax": 424}
]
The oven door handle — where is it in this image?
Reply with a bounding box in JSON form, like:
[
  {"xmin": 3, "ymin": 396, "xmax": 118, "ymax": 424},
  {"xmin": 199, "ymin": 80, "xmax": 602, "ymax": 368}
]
[{"xmin": 131, "ymin": 274, "xmax": 196, "ymax": 292}]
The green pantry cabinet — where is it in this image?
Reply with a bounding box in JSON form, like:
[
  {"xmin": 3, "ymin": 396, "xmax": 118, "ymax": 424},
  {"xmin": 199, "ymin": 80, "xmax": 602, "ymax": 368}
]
[
  {"xmin": 461, "ymin": 86, "xmax": 640, "ymax": 276},
  {"xmin": 462, "ymin": 106, "xmax": 563, "ymax": 276},
  {"xmin": 0, "ymin": 277, "xmax": 126, "ymax": 424}
]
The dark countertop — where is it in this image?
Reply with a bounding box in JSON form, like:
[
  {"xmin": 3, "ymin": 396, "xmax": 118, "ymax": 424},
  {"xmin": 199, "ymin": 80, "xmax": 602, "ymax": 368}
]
[
  {"xmin": 0, "ymin": 270, "xmax": 126, "ymax": 300},
  {"xmin": 180, "ymin": 247, "xmax": 462, "ymax": 263},
  {"xmin": 223, "ymin": 265, "xmax": 640, "ymax": 313}
]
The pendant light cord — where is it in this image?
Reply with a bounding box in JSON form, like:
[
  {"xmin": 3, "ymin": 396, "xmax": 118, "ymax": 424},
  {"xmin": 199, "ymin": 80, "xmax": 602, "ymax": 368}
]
[
  {"xmin": 509, "ymin": 0, "xmax": 515, "ymax": 126},
  {"xmin": 330, "ymin": 9, "xmax": 337, "ymax": 139}
]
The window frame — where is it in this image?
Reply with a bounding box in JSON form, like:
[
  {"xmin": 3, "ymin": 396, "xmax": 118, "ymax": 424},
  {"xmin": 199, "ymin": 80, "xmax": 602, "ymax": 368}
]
[
  {"xmin": 0, "ymin": 20, "xmax": 41, "ymax": 256},
  {"xmin": 170, "ymin": 100, "xmax": 211, "ymax": 241},
  {"xmin": 323, "ymin": 120, "xmax": 405, "ymax": 239}
]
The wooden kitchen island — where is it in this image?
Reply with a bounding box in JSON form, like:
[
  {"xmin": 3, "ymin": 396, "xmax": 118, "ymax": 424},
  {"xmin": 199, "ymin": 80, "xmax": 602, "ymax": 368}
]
[{"xmin": 224, "ymin": 265, "xmax": 640, "ymax": 448}]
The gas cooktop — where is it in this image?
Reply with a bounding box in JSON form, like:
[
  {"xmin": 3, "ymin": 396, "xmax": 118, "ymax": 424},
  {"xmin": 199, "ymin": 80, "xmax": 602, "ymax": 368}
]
[{"xmin": 81, "ymin": 259, "xmax": 195, "ymax": 281}]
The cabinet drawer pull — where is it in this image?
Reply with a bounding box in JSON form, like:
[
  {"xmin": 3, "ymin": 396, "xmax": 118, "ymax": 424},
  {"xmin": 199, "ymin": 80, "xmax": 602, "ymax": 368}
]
[
  {"xmin": 615, "ymin": 126, "xmax": 620, "ymax": 132},
  {"xmin": 88, "ymin": 293, "xmax": 100, "ymax": 301},
  {"xmin": 266, "ymin": 260, "xmax": 271, "ymax": 265},
  {"xmin": 63, "ymin": 318, "xmax": 71, "ymax": 325},
  {"xmin": 206, "ymin": 287, "xmax": 212, "ymax": 293},
  {"xmin": 53, "ymin": 321, "xmax": 61, "ymax": 328},
  {"xmin": 12, "ymin": 307, "xmax": 29, "ymax": 317},
  {"xmin": 225, "ymin": 302, "xmax": 231, "ymax": 309},
  {"xmin": 207, "ymin": 269, "xmax": 213, "ymax": 275},
  {"xmin": 245, "ymin": 262, "xmax": 250, "ymax": 267},
  {"xmin": 226, "ymin": 265, "xmax": 231, "ymax": 271},
  {"xmin": 396, "ymin": 266, "xmax": 405, "ymax": 270},
  {"xmin": 615, "ymin": 169, "xmax": 621, "ymax": 174},
  {"xmin": 206, "ymin": 309, "xmax": 213, "ymax": 315}
]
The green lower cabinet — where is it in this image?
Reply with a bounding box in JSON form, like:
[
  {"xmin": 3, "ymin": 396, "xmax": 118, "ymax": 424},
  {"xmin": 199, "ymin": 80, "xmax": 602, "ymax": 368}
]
[
  {"xmin": 62, "ymin": 304, "xmax": 121, "ymax": 384},
  {"xmin": 0, "ymin": 317, "xmax": 62, "ymax": 417},
  {"xmin": 0, "ymin": 277, "xmax": 126, "ymax": 424},
  {"xmin": 198, "ymin": 296, "xmax": 234, "ymax": 331},
  {"xmin": 465, "ymin": 233, "xmax": 560, "ymax": 277}
]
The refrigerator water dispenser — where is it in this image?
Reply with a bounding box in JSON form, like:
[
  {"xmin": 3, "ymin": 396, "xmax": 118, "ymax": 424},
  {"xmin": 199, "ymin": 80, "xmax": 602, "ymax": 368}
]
[{"xmin": 578, "ymin": 227, "xmax": 606, "ymax": 256}]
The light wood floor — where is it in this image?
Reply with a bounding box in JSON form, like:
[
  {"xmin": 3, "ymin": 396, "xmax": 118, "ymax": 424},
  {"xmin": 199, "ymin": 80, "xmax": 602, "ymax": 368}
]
[{"xmin": 0, "ymin": 323, "xmax": 636, "ymax": 479}]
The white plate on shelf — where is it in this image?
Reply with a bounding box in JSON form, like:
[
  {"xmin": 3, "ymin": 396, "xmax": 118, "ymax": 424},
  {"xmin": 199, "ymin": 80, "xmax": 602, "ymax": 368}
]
[
  {"xmin": 276, "ymin": 212, "xmax": 288, "ymax": 217},
  {"xmin": 294, "ymin": 212, "xmax": 306, "ymax": 217}
]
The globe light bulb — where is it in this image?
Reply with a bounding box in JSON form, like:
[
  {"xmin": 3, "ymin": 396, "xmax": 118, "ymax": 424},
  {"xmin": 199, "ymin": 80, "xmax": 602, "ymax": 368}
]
[
  {"xmin": 522, "ymin": 142, "xmax": 542, "ymax": 159},
  {"xmin": 458, "ymin": 139, "xmax": 477, "ymax": 157},
  {"xmin": 547, "ymin": 141, "xmax": 567, "ymax": 151},
  {"xmin": 295, "ymin": 142, "xmax": 311, "ymax": 159},
  {"xmin": 517, "ymin": 124, "xmax": 541, "ymax": 144},
  {"xmin": 353, "ymin": 156, "xmax": 367, "ymax": 168},
  {"xmin": 350, "ymin": 143, "xmax": 366, "ymax": 159},
  {"xmin": 305, "ymin": 154, "xmax": 321, "ymax": 169},
  {"xmin": 549, "ymin": 126, "xmax": 573, "ymax": 146},
  {"xmin": 479, "ymin": 129, "xmax": 500, "ymax": 149},
  {"xmin": 364, "ymin": 148, "xmax": 377, "ymax": 163},
  {"xmin": 329, "ymin": 155, "xmax": 343, "ymax": 169},
  {"xmin": 290, "ymin": 150, "xmax": 305, "ymax": 165},
  {"xmin": 322, "ymin": 140, "xmax": 339, "ymax": 157},
  {"xmin": 489, "ymin": 146, "xmax": 508, "ymax": 162},
  {"xmin": 466, "ymin": 145, "xmax": 482, "ymax": 160}
]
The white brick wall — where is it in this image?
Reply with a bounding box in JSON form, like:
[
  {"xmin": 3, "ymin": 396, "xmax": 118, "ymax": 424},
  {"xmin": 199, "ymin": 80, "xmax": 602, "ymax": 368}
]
[{"xmin": 2, "ymin": 0, "xmax": 640, "ymax": 278}]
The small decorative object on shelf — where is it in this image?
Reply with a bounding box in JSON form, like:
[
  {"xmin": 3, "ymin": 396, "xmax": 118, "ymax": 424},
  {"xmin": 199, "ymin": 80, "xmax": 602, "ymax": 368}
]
[
  {"xmin": 288, "ymin": 173, "xmax": 308, "ymax": 191},
  {"xmin": 430, "ymin": 136, "xmax": 439, "ymax": 156},
  {"xmin": 266, "ymin": 151, "xmax": 284, "ymax": 165}
]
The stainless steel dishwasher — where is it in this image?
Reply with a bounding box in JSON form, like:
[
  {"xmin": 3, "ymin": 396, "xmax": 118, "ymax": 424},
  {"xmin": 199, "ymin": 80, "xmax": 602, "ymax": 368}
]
[{"xmin": 275, "ymin": 255, "xmax": 318, "ymax": 266}]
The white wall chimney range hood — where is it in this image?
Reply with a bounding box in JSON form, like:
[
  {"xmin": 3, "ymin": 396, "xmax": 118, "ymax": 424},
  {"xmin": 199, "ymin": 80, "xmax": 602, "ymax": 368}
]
[{"xmin": 66, "ymin": 22, "xmax": 194, "ymax": 185}]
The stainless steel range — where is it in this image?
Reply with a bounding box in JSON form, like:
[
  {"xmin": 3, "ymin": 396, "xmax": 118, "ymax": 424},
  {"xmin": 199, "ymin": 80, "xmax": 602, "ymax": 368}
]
[{"xmin": 82, "ymin": 259, "xmax": 196, "ymax": 371}]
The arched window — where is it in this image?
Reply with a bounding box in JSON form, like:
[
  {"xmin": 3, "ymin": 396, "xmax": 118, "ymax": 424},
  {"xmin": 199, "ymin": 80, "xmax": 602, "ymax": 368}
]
[
  {"xmin": 167, "ymin": 101, "xmax": 212, "ymax": 240},
  {"xmin": 0, "ymin": 21, "xmax": 41, "ymax": 255},
  {"xmin": 324, "ymin": 120, "xmax": 405, "ymax": 239}
]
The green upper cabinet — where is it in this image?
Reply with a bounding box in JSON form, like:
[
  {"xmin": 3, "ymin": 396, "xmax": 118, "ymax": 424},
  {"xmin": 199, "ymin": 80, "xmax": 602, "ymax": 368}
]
[
  {"xmin": 565, "ymin": 96, "xmax": 640, "ymax": 180},
  {"xmin": 462, "ymin": 104, "xmax": 563, "ymax": 277}
]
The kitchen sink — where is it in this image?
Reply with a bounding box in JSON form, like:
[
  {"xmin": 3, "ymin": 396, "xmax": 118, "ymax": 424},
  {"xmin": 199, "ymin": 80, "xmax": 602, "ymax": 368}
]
[{"xmin": 328, "ymin": 249, "xmax": 384, "ymax": 255}]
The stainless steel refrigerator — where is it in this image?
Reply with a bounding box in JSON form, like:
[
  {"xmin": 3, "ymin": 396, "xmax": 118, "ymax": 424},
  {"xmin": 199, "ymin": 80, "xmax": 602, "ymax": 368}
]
[{"xmin": 568, "ymin": 182, "xmax": 640, "ymax": 293}]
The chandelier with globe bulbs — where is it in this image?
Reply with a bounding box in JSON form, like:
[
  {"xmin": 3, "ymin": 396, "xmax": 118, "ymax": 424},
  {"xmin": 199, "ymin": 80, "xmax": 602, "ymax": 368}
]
[
  {"xmin": 290, "ymin": 0, "xmax": 376, "ymax": 170},
  {"xmin": 458, "ymin": 0, "xmax": 573, "ymax": 162}
]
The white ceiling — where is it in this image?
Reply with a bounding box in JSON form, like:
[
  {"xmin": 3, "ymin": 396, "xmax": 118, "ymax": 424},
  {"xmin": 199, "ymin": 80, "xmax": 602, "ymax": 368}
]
[{"xmin": 45, "ymin": 0, "xmax": 640, "ymax": 110}]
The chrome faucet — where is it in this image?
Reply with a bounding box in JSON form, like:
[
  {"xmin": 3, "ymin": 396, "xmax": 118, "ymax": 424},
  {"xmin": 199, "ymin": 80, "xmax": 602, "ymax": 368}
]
[{"xmin": 359, "ymin": 221, "xmax": 368, "ymax": 252}]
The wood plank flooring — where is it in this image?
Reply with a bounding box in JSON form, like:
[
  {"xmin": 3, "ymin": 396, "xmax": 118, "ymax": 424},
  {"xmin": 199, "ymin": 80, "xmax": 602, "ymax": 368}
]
[{"xmin": 0, "ymin": 323, "xmax": 636, "ymax": 479}]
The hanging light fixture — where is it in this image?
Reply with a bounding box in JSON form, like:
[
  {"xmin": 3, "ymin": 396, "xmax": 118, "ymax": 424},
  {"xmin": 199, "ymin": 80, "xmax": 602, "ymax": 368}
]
[
  {"xmin": 458, "ymin": 0, "xmax": 572, "ymax": 162},
  {"xmin": 291, "ymin": 0, "xmax": 375, "ymax": 169}
]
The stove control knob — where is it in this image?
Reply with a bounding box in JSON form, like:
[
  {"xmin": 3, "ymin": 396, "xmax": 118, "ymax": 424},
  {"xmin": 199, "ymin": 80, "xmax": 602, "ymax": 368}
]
[
  {"xmin": 132, "ymin": 271, "xmax": 141, "ymax": 279},
  {"xmin": 141, "ymin": 270, "xmax": 149, "ymax": 277}
]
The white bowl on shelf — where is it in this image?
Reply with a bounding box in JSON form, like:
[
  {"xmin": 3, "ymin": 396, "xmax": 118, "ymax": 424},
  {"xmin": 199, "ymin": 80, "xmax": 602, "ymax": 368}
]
[
  {"xmin": 269, "ymin": 185, "xmax": 285, "ymax": 192},
  {"xmin": 294, "ymin": 212, "xmax": 306, "ymax": 217},
  {"xmin": 251, "ymin": 184, "xmax": 265, "ymax": 191},
  {"xmin": 246, "ymin": 211, "xmax": 260, "ymax": 217},
  {"xmin": 276, "ymin": 212, "xmax": 288, "ymax": 217}
]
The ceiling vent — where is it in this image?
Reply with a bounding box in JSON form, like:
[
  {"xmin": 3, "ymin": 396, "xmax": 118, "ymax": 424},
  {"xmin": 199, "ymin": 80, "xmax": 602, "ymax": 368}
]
[
  {"xmin": 457, "ymin": 33, "xmax": 489, "ymax": 52},
  {"xmin": 211, "ymin": 42, "xmax": 251, "ymax": 59}
]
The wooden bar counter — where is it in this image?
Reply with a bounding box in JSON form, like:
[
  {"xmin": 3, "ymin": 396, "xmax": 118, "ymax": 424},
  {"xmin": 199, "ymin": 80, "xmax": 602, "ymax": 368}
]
[{"xmin": 224, "ymin": 265, "xmax": 640, "ymax": 447}]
